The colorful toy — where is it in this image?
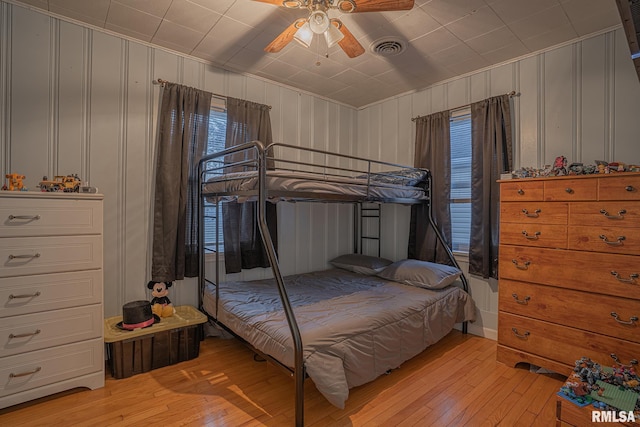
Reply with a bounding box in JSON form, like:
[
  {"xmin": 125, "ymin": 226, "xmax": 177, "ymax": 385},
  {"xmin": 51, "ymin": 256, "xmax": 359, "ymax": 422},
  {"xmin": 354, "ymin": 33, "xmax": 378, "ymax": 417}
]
[
  {"xmin": 552, "ymin": 156, "xmax": 568, "ymax": 176},
  {"xmin": 3, "ymin": 173, "xmax": 26, "ymax": 191},
  {"xmin": 147, "ymin": 281, "xmax": 175, "ymax": 317},
  {"xmin": 39, "ymin": 174, "xmax": 82, "ymax": 192}
]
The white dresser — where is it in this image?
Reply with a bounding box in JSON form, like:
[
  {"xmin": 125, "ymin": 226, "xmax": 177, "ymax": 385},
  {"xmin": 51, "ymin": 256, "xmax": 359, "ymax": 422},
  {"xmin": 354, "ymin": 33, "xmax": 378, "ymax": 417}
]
[{"xmin": 0, "ymin": 191, "xmax": 104, "ymax": 409}]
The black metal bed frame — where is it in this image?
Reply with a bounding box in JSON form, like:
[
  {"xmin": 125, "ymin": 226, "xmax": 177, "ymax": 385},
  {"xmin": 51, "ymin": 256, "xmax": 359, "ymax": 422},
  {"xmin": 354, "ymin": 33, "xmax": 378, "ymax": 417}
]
[{"xmin": 197, "ymin": 140, "xmax": 469, "ymax": 427}]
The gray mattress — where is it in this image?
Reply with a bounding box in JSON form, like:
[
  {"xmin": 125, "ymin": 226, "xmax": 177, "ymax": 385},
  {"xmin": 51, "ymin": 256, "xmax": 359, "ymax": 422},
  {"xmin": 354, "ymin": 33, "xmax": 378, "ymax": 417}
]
[
  {"xmin": 202, "ymin": 170, "xmax": 428, "ymax": 202},
  {"xmin": 202, "ymin": 268, "xmax": 476, "ymax": 408}
]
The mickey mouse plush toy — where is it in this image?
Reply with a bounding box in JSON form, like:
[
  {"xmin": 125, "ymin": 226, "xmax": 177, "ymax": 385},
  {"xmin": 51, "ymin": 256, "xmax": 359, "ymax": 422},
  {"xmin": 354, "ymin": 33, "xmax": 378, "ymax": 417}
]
[{"xmin": 147, "ymin": 281, "xmax": 175, "ymax": 318}]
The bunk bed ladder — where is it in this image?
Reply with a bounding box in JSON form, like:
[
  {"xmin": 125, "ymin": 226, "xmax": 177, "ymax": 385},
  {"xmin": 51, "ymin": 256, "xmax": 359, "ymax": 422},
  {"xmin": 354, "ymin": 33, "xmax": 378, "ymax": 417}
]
[{"xmin": 356, "ymin": 203, "xmax": 381, "ymax": 256}]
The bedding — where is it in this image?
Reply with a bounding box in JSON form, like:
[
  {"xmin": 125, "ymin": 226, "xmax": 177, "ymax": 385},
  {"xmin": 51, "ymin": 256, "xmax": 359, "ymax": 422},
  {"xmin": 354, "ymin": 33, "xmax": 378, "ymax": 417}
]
[
  {"xmin": 202, "ymin": 170, "xmax": 428, "ymax": 202},
  {"xmin": 329, "ymin": 253, "xmax": 393, "ymax": 275},
  {"xmin": 377, "ymin": 259, "xmax": 462, "ymax": 290},
  {"xmin": 202, "ymin": 268, "xmax": 476, "ymax": 408}
]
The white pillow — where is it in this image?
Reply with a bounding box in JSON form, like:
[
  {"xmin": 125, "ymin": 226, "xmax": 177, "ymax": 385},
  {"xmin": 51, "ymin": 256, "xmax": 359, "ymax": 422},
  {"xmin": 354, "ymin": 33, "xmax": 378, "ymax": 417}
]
[
  {"xmin": 329, "ymin": 254, "xmax": 393, "ymax": 275},
  {"xmin": 377, "ymin": 259, "xmax": 461, "ymax": 289}
]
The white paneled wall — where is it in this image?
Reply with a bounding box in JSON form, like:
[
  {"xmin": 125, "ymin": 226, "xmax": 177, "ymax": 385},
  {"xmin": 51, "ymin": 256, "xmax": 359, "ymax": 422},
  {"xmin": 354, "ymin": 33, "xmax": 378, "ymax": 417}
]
[
  {"xmin": 0, "ymin": 2, "xmax": 358, "ymax": 317},
  {"xmin": 356, "ymin": 27, "xmax": 640, "ymax": 338},
  {"xmin": 3, "ymin": 1, "xmax": 640, "ymax": 337}
]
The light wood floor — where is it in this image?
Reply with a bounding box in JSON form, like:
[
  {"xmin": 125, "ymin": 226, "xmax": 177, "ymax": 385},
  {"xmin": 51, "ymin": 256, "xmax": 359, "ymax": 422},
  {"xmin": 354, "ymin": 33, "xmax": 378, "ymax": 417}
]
[{"xmin": 0, "ymin": 331, "xmax": 566, "ymax": 426}]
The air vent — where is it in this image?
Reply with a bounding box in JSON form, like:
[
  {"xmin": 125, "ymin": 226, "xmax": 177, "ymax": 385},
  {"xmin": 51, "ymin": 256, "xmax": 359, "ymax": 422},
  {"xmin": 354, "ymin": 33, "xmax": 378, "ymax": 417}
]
[{"xmin": 370, "ymin": 38, "xmax": 407, "ymax": 57}]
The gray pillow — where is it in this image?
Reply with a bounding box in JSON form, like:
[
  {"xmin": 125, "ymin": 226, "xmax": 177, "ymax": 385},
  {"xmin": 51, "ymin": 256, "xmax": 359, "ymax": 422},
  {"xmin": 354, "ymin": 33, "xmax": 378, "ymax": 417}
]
[
  {"xmin": 330, "ymin": 254, "xmax": 393, "ymax": 275},
  {"xmin": 377, "ymin": 259, "xmax": 461, "ymax": 289}
]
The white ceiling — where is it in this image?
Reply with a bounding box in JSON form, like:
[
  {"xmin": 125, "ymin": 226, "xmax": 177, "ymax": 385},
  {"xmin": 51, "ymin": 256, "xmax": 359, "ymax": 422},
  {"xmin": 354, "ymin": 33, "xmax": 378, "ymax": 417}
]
[{"xmin": 9, "ymin": 0, "xmax": 624, "ymax": 108}]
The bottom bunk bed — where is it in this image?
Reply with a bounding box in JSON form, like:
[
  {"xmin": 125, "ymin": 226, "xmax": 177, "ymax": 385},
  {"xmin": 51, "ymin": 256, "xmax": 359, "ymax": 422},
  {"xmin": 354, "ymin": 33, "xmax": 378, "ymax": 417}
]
[{"xmin": 202, "ymin": 260, "xmax": 476, "ymax": 410}]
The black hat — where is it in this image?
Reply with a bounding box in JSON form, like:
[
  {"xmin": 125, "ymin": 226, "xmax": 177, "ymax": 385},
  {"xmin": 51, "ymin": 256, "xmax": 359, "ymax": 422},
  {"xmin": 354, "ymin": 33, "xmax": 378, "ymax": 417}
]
[{"xmin": 116, "ymin": 300, "xmax": 160, "ymax": 331}]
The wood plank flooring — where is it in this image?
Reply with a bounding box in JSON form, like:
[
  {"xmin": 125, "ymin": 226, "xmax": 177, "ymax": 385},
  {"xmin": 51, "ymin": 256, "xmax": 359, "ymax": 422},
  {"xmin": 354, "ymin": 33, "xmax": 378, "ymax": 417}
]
[{"xmin": 0, "ymin": 331, "xmax": 567, "ymax": 426}]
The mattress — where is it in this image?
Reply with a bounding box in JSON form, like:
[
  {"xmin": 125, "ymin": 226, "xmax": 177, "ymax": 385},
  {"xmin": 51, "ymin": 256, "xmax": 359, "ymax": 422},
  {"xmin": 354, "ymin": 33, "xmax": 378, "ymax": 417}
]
[
  {"xmin": 202, "ymin": 170, "xmax": 428, "ymax": 202},
  {"xmin": 202, "ymin": 268, "xmax": 476, "ymax": 408}
]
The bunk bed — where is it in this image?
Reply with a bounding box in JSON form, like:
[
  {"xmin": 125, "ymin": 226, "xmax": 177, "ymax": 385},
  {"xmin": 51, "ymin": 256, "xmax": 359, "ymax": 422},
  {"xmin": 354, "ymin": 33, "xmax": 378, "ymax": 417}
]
[{"xmin": 197, "ymin": 141, "xmax": 475, "ymax": 426}]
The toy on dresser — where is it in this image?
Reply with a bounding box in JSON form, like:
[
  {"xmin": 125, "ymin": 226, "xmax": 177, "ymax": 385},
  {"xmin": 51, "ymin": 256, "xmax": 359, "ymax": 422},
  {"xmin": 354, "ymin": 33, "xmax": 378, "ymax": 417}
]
[
  {"xmin": 2, "ymin": 173, "xmax": 26, "ymax": 191},
  {"xmin": 147, "ymin": 280, "xmax": 175, "ymax": 318}
]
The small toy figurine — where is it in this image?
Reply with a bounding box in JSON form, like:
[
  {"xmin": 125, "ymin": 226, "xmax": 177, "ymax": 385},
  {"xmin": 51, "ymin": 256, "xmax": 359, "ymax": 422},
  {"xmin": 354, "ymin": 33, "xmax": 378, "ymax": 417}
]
[
  {"xmin": 3, "ymin": 173, "xmax": 26, "ymax": 191},
  {"xmin": 552, "ymin": 156, "xmax": 568, "ymax": 176},
  {"xmin": 147, "ymin": 280, "xmax": 175, "ymax": 317}
]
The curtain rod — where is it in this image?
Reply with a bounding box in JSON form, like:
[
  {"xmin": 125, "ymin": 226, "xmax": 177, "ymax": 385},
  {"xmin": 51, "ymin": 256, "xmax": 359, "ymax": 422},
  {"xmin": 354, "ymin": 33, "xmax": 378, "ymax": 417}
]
[
  {"xmin": 153, "ymin": 78, "xmax": 272, "ymax": 110},
  {"xmin": 411, "ymin": 91, "xmax": 517, "ymax": 122}
]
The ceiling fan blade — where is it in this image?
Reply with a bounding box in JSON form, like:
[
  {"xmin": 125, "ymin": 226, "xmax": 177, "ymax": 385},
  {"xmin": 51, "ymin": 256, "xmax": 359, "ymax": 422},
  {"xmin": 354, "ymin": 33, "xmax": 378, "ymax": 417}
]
[
  {"xmin": 332, "ymin": 20, "xmax": 365, "ymax": 58},
  {"xmin": 265, "ymin": 19, "xmax": 306, "ymax": 53},
  {"xmin": 252, "ymin": 0, "xmax": 305, "ymax": 7},
  {"xmin": 252, "ymin": 0, "xmax": 288, "ymax": 6},
  {"xmin": 344, "ymin": 0, "xmax": 414, "ymax": 13}
]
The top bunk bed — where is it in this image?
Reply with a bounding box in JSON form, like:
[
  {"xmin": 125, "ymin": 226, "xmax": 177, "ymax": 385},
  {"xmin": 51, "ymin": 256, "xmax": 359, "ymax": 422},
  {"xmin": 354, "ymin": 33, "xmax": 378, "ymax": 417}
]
[{"xmin": 198, "ymin": 141, "xmax": 431, "ymax": 205}]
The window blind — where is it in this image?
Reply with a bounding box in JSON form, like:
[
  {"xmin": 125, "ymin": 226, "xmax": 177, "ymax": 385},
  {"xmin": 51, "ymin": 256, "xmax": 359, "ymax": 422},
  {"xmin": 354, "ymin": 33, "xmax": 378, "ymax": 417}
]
[
  {"xmin": 450, "ymin": 109, "xmax": 471, "ymax": 253},
  {"xmin": 203, "ymin": 108, "xmax": 226, "ymax": 251}
]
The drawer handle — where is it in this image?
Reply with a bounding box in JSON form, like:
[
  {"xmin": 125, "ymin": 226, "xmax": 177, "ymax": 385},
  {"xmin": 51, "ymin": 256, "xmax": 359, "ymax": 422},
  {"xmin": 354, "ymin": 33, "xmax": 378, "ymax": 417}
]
[
  {"xmin": 610, "ymin": 312, "xmax": 638, "ymax": 325},
  {"xmin": 611, "ymin": 271, "xmax": 639, "ymax": 284},
  {"xmin": 511, "ymin": 328, "xmax": 530, "ymax": 339},
  {"xmin": 626, "ymin": 186, "xmax": 636, "ymax": 192},
  {"xmin": 8, "ymin": 214, "xmax": 41, "ymax": 221},
  {"xmin": 517, "ymin": 189, "xmax": 524, "ymax": 195},
  {"xmin": 600, "ymin": 209, "xmax": 626, "ymax": 220},
  {"xmin": 9, "ymin": 366, "xmax": 41, "ymax": 378},
  {"xmin": 565, "ymin": 188, "xmax": 574, "ymax": 194},
  {"xmin": 511, "ymin": 293, "xmax": 531, "ymax": 305},
  {"xmin": 610, "ymin": 353, "xmax": 638, "ymax": 368},
  {"xmin": 511, "ymin": 259, "xmax": 531, "ymax": 270},
  {"xmin": 8, "ymin": 291, "xmax": 41, "ymax": 300},
  {"xmin": 521, "ymin": 208, "xmax": 541, "ymax": 218},
  {"xmin": 522, "ymin": 230, "xmax": 540, "ymax": 240},
  {"xmin": 9, "ymin": 329, "xmax": 41, "ymax": 339},
  {"xmin": 8, "ymin": 253, "xmax": 41, "ymax": 260},
  {"xmin": 599, "ymin": 235, "xmax": 625, "ymax": 246}
]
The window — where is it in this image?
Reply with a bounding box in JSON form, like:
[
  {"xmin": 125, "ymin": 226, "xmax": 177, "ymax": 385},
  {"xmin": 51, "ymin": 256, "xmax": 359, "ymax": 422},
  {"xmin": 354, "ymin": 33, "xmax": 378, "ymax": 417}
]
[
  {"xmin": 203, "ymin": 105, "xmax": 226, "ymax": 252},
  {"xmin": 450, "ymin": 108, "xmax": 471, "ymax": 253}
]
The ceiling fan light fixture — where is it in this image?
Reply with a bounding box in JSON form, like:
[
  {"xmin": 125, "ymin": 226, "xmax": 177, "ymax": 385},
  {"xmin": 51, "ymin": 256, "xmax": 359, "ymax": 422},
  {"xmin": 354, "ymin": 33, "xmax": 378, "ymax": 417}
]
[
  {"xmin": 282, "ymin": 0, "xmax": 303, "ymax": 8},
  {"xmin": 293, "ymin": 22, "xmax": 314, "ymax": 48},
  {"xmin": 324, "ymin": 24, "xmax": 344, "ymax": 48},
  {"xmin": 308, "ymin": 10, "xmax": 330, "ymax": 34}
]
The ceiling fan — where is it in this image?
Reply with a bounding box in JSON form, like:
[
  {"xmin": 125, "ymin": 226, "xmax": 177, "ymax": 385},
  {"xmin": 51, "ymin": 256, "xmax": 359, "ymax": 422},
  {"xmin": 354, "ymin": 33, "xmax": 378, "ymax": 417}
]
[{"xmin": 255, "ymin": 0, "xmax": 414, "ymax": 58}]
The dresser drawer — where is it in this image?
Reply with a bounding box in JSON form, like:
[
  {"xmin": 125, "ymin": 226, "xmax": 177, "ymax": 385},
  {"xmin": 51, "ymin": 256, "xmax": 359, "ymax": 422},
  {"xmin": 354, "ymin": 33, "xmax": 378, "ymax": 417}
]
[
  {"xmin": 0, "ymin": 196, "xmax": 102, "ymax": 237},
  {"xmin": 0, "ymin": 338, "xmax": 103, "ymax": 398},
  {"xmin": 544, "ymin": 178, "xmax": 597, "ymax": 201},
  {"xmin": 499, "ymin": 280, "xmax": 640, "ymax": 343},
  {"xmin": 569, "ymin": 201, "xmax": 640, "ymax": 228},
  {"xmin": 500, "ymin": 180, "xmax": 543, "ymax": 201},
  {"xmin": 568, "ymin": 225, "xmax": 640, "ymax": 255},
  {"xmin": 0, "ymin": 270, "xmax": 102, "ymax": 318},
  {"xmin": 598, "ymin": 174, "xmax": 640, "ymax": 200},
  {"xmin": 498, "ymin": 312, "xmax": 640, "ymax": 369},
  {"xmin": 499, "ymin": 245, "xmax": 640, "ymax": 300},
  {"xmin": 0, "ymin": 305, "xmax": 102, "ymax": 357},
  {"xmin": 500, "ymin": 202, "xmax": 567, "ymax": 225},
  {"xmin": 0, "ymin": 235, "xmax": 102, "ymax": 277},
  {"xmin": 499, "ymin": 223, "xmax": 567, "ymax": 249}
]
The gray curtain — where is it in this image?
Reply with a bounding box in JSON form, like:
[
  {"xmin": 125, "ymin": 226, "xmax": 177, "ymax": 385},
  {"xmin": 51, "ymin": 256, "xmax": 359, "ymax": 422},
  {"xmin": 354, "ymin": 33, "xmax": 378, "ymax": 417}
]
[
  {"xmin": 151, "ymin": 82, "xmax": 212, "ymax": 281},
  {"xmin": 469, "ymin": 94, "xmax": 513, "ymax": 279},
  {"xmin": 409, "ymin": 111, "xmax": 453, "ymax": 265},
  {"xmin": 223, "ymin": 97, "xmax": 277, "ymax": 274}
]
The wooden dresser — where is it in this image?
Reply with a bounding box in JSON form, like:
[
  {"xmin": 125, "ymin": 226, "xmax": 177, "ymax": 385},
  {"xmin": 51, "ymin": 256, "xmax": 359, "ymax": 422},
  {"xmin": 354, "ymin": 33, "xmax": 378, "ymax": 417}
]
[
  {"xmin": 497, "ymin": 173, "xmax": 640, "ymax": 375},
  {"xmin": 0, "ymin": 191, "xmax": 104, "ymax": 409}
]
